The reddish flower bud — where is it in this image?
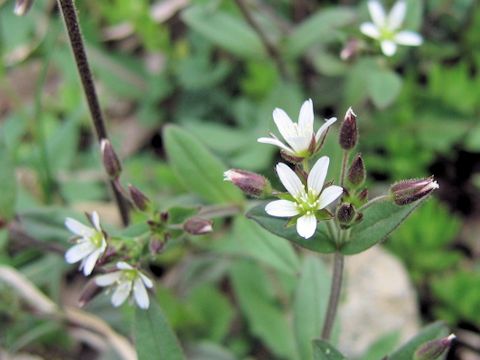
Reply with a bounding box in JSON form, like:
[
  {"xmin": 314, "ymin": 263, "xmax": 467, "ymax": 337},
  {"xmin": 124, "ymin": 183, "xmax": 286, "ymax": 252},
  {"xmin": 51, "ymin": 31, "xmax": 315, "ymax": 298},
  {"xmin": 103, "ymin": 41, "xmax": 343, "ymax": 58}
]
[
  {"xmin": 414, "ymin": 334, "xmax": 455, "ymax": 360},
  {"xmin": 149, "ymin": 236, "xmax": 164, "ymax": 255},
  {"xmin": 183, "ymin": 218, "xmax": 213, "ymax": 235},
  {"xmin": 347, "ymin": 153, "xmax": 366, "ymax": 187},
  {"xmin": 224, "ymin": 169, "xmax": 271, "ymax": 198},
  {"xmin": 340, "ymin": 39, "xmax": 360, "ymax": 61},
  {"xmin": 14, "ymin": 0, "xmax": 34, "ymax": 16},
  {"xmin": 336, "ymin": 203, "xmax": 356, "ymax": 228},
  {"xmin": 391, "ymin": 177, "xmax": 439, "ymax": 205},
  {"xmin": 358, "ymin": 188, "xmax": 368, "ymax": 203},
  {"xmin": 339, "ymin": 107, "xmax": 358, "ymax": 150},
  {"xmin": 101, "ymin": 139, "xmax": 122, "ymax": 179},
  {"xmin": 128, "ymin": 184, "xmax": 150, "ymax": 211}
]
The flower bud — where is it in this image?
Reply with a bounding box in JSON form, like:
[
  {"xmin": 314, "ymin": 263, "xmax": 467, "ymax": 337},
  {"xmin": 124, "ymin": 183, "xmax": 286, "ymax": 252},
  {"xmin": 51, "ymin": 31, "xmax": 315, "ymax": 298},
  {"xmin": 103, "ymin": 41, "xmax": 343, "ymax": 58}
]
[
  {"xmin": 340, "ymin": 39, "xmax": 360, "ymax": 61},
  {"xmin": 414, "ymin": 334, "xmax": 455, "ymax": 360},
  {"xmin": 391, "ymin": 177, "xmax": 439, "ymax": 206},
  {"xmin": 347, "ymin": 153, "xmax": 366, "ymax": 187},
  {"xmin": 358, "ymin": 188, "xmax": 368, "ymax": 203},
  {"xmin": 149, "ymin": 236, "xmax": 165, "ymax": 255},
  {"xmin": 224, "ymin": 169, "xmax": 271, "ymax": 198},
  {"xmin": 78, "ymin": 280, "xmax": 102, "ymax": 307},
  {"xmin": 14, "ymin": 0, "xmax": 34, "ymax": 16},
  {"xmin": 101, "ymin": 139, "xmax": 122, "ymax": 179},
  {"xmin": 336, "ymin": 203, "xmax": 356, "ymax": 228},
  {"xmin": 128, "ymin": 184, "xmax": 150, "ymax": 211},
  {"xmin": 339, "ymin": 107, "xmax": 358, "ymax": 150},
  {"xmin": 183, "ymin": 218, "xmax": 213, "ymax": 235}
]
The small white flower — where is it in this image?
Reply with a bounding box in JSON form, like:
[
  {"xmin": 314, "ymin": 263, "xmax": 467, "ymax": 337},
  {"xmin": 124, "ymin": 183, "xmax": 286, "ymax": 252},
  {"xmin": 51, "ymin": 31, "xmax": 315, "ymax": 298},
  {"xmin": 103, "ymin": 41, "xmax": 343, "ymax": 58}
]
[
  {"xmin": 258, "ymin": 99, "xmax": 337, "ymax": 158},
  {"xmin": 265, "ymin": 156, "xmax": 343, "ymax": 239},
  {"xmin": 95, "ymin": 262, "xmax": 153, "ymax": 309},
  {"xmin": 65, "ymin": 211, "xmax": 107, "ymax": 276},
  {"xmin": 360, "ymin": 0, "xmax": 423, "ymax": 57}
]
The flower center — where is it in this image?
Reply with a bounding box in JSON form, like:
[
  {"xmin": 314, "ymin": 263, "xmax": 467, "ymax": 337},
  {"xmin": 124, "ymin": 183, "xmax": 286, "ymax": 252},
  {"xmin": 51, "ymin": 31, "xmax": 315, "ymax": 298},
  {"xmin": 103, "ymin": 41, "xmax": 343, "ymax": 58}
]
[
  {"xmin": 296, "ymin": 191, "xmax": 320, "ymax": 214},
  {"xmin": 122, "ymin": 269, "xmax": 139, "ymax": 282},
  {"xmin": 90, "ymin": 231, "xmax": 104, "ymax": 248},
  {"xmin": 380, "ymin": 27, "xmax": 396, "ymax": 41}
]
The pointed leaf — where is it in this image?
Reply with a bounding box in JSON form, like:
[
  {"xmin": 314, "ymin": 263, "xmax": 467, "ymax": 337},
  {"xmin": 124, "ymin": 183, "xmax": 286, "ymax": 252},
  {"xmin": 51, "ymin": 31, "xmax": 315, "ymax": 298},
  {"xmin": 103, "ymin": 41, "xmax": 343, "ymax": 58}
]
[
  {"xmin": 0, "ymin": 143, "xmax": 17, "ymax": 222},
  {"xmin": 340, "ymin": 199, "xmax": 425, "ymax": 255},
  {"xmin": 312, "ymin": 339, "xmax": 346, "ymax": 360},
  {"xmin": 246, "ymin": 204, "xmax": 336, "ymax": 254},
  {"xmin": 134, "ymin": 301, "xmax": 185, "ymax": 360},
  {"xmin": 367, "ymin": 68, "xmax": 402, "ymax": 109}
]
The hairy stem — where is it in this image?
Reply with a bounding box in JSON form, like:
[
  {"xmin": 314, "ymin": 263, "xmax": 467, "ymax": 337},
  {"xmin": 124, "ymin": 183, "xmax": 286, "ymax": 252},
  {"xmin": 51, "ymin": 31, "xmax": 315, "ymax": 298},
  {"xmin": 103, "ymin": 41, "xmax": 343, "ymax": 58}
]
[
  {"xmin": 56, "ymin": 0, "xmax": 130, "ymax": 225},
  {"xmin": 321, "ymin": 252, "xmax": 344, "ymax": 341},
  {"xmin": 340, "ymin": 150, "xmax": 348, "ymax": 187}
]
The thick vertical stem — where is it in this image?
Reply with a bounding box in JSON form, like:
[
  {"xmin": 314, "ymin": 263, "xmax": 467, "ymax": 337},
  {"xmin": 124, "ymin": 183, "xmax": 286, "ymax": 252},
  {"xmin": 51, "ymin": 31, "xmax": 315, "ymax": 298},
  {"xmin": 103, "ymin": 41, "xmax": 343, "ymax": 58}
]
[
  {"xmin": 56, "ymin": 0, "xmax": 129, "ymax": 225},
  {"xmin": 321, "ymin": 252, "xmax": 344, "ymax": 340}
]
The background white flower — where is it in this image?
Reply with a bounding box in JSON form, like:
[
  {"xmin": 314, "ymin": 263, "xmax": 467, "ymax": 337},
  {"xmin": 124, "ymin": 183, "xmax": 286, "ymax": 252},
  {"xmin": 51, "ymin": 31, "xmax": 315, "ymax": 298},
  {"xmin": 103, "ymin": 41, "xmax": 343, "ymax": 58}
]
[
  {"xmin": 258, "ymin": 99, "xmax": 336, "ymax": 158},
  {"xmin": 265, "ymin": 157, "xmax": 343, "ymax": 239},
  {"xmin": 65, "ymin": 211, "xmax": 107, "ymax": 276},
  {"xmin": 360, "ymin": 0, "xmax": 423, "ymax": 56},
  {"xmin": 95, "ymin": 262, "xmax": 153, "ymax": 309}
]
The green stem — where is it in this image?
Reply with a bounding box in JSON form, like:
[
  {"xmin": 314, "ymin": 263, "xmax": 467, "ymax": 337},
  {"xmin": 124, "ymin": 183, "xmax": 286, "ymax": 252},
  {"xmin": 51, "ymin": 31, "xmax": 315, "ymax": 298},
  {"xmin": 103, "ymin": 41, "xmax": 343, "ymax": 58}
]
[
  {"xmin": 321, "ymin": 252, "xmax": 344, "ymax": 341},
  {"xmin": 340, "ymin": 150, "xmax": 349, "ymax": 187}
]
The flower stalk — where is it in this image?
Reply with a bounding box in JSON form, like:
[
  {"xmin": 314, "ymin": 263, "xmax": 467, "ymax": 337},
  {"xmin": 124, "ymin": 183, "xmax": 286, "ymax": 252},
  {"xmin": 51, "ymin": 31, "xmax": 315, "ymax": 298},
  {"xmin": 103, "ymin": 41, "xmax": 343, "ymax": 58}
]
[{"xmin": 321, "ymin": 252, "xmax": 344, "ymax": 341}]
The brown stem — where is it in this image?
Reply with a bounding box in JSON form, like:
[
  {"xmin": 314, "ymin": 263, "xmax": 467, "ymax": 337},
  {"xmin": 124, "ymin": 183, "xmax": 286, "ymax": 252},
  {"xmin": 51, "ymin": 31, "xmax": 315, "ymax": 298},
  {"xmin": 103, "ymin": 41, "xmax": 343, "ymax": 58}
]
[
  {"xmin": 321, "ymin": 252, "xmax": 344, "ymax": 340},
  {"xmin": 56, "ymin": 0, "xmax": 129, "ymax": 226}
]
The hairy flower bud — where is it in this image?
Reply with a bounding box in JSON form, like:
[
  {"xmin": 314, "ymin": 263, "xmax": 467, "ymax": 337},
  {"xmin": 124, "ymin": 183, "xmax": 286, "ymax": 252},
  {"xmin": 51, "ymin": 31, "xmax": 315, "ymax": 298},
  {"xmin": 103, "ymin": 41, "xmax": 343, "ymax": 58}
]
[
  {"xmin": 101, "ymin": 139, "xmax": 122, "ymax": 179},
  {"xmin": 183, "ymin": 218, "xmax": 213, "ymax": 235},
  {"xmin": 339, "ymin": 107, "xmax": 358, "ymax": 150},
  {"xmin": 391, "ymin": 177, "xmax": 439, "ymax": 205},
  {"xmin": 347, "ymin": 153, "xmax": 366, "ymax": 187},
  {"xmin": 336, "ymin": 203, "xmax": 356, "ymax": 228},
  {"xmin": 14, "ymin": 0, "xmax": 35, "ymax": 16},
  {"xmin": 128, "ymin": 184, "xmax": 150, "ymax": 211},
  {"xmin": 224, "ymin": 169, "xmax": 272, "ymax": 198},
  {"xmin": 414, "ymin": 334, "xmax": 455, "ymax": 360}
]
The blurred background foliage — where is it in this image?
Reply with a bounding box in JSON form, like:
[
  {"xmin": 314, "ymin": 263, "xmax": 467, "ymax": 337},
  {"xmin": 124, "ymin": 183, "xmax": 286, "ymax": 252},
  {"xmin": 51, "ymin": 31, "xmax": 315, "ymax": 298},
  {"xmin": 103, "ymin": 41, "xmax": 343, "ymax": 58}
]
[{"xmin": 0, "ymin": 0, "xmax": 479, "ymax": 359}]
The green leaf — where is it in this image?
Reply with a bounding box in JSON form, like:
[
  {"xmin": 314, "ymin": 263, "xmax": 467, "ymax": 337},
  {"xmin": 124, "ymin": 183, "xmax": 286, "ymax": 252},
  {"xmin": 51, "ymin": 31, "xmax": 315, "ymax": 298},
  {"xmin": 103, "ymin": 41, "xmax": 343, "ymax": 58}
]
[
  {"xmin": 246, "ymin": 204, "xmax": 336, "ymax": 254},
  {"xmin": 134, "ymin": 301, "xmax": 185, "ymax": 360},
  {"xmin": 367, "ymin": 68, "xmax": 402, "ymax": 109},
  {"xmin": 359, "ymin": 331, "xmax": 400, "ymax": 360},
  {"xmin": 312, "ymin": 339, "xmax": 346, "ymax": 360},
  {"xmin": 163, "ymin": 125, "xmax": 244, "ymax": 204},
  {"xmin": 340, "ymin": 199, "xmax": 425, "ymax": 255},
  {"xmin": 294, "ymin": 256, "xmax": 330, "ymax": 360},
  {"xmin": 182, "ymin": 5, "xmax": 265, "ymax": 59},
  {"xmin": 388, "ymin": 322, "xmax": 448, "ymax": 360},
  {"xmin": 0, "ymin": 143, "xmax": 17, "ymax": 222},
  {"xmin": 286, "ymin": 7, "xmax": 356, "ymax": 58}
]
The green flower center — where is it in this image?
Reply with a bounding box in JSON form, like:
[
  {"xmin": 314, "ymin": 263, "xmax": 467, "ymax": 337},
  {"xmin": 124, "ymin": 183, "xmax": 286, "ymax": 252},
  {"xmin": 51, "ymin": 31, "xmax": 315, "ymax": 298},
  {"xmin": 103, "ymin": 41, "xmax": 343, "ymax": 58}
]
[
  {"xmin": 91, "ymin": 231, "xmax": 104, "ymax": 248},
  {"xmin": 296, "ymin": 191, "xmax": 320, "ymax": 215},
  {"xmin": 122, "ymin": 269, "xmax": 139, "ymax": 282},
  {"xmin": 379, "ymin": 27, "xmax": 396, "ymax": 41}
]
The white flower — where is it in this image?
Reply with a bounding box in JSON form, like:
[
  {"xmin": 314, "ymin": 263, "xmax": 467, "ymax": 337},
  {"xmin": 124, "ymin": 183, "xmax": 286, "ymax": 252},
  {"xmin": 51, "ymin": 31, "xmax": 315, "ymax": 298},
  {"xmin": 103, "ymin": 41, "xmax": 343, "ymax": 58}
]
[
  {"xmin": 258, "ymin": 99, "xmax": 337, "ymax": 158},
  {"xmin": 65, "ymin": 212, "xmax": 107, "ymax": 276},
  {"xmin": 265, "ymin": 157, "xmax": 343, "ymax": 239},
  {"xmin": 95, "ymin": 262, "xmax": 153, "ymax": 309},
  {"xmin": 360, "ymin": 0, "xmax": 423, "ymax": 57}
]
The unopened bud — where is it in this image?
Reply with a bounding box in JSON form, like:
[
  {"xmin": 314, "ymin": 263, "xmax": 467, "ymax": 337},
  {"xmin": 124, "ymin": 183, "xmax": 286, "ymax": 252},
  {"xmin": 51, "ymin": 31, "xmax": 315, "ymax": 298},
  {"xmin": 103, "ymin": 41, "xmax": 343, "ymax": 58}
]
[
  {"xmin": 340, "ymin": 39, "xmax": 360, "ymax": 61},
  {"xmin": 391, "ymin": 177, "xmax": 439, "ymax": 206},
  {"xmin": 183, "ymin": 217, "xmax": 213, "ymax": 235},
  {"xmin": 14, "ymin": 0, "xmax": 34, "ymax": 16},
  {"xmin": 101, "ymin": 139, "xmax": 122, "ymax": 179},
  {"xmin": 160, "ymin": 211, "xmax": 169, "ymax": 223},
  {"xmin": 339, "ymin": 107, "xmax": 358, "ymax": 150},
  {"xmin": 78, "ymin": 280, "xmax": 102, "ymax": 307},
  {"xmin": 336, "ymin": 203, "xmax": 356, "ymax": 228},
  {"xmin": 149, "ymin": 237, "xmax": 164, "ymax": 255},
  {"xmin": 128, "ymin": 184, "xmax": 150, "ymax": 211},
  {"xmin": 358, "ymin": 188, "xmax": 368, "ymax": 203},
  {"xmin": 347, "ymin": 154, "xmax": 366, "ymax": 187},
  {"xmin": 224, "ymin": 169, "xmax": 271, "ymax": 198},
  {"xmin": 414, "ymin": 334, "xmax": 455, "ymax": 360}
]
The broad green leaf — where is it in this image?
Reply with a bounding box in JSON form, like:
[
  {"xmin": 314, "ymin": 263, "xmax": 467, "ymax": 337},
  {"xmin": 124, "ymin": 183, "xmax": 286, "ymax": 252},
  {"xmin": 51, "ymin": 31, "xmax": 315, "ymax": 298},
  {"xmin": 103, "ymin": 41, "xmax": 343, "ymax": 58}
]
[
  {"xmin": 230, "ymin": 260, "xmax": 297, "ymax": 359},
  {"xmin": 388, "ymin": 322, "xmax": 448, "ymax": 360},
  {"xmin": 359, "ymin": 331, "xmax": 400, "ymax": 360},
  {"xmin": 246, "ymin": 204, "xmax": 336, "ymax": 254},
  {"xmin": 0, "ymin": 143, "xmax": 17, "ymax": 222},
  {"xmin": 163, "ymin": 125, "xmax": 244, "ymax": 204},
  {"xmin": 312, "ymin": 339, "xmax": 346, "ymax": 360},
  {"xmin": 286, "ymin": 7, "xmax": 356, "ymax": 58},
  {"xmin": 182, "ymin": 5, "xmax": 265, "ymax": 59},
  {"xmin": 367, "ymin": 68, "xmax": 402, "ymax": 109},
  {"xmin": 294, "ymin": 256, "xmax": 330, "ymax": 360},
  {"xmin": 340, "ymin": 199, "xmax": 426, "ymax": 255},
  {"xmin": 134, "ymin": 301, "xmax": 185, "ymax": 360}
]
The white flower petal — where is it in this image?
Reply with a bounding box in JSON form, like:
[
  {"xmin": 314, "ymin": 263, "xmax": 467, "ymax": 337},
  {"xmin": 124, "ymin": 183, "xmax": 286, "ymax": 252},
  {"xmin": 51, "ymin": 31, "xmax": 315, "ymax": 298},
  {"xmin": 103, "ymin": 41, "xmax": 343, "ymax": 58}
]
[
  {"xmin": 315, "ymin": 117, "xmax": 337, "ymax": 142},
  {"xmin": 65, "ymin": 218, "xmax": 94, "ymax": 237},
  {"xmin": 272, "ymin": 108, "xmax": 295, "ymax": 141},
  {"xmin": 276, "ymin": 163, "xmax": 305, "ymax": 198},
  {"xmin": 117, "ymin": 261, "xmax": 133, "ymax": 270},
  {"xmin": 381, "ymin": 40, "xmax": 397, "ymax": 56},
  {"xmin": 257, "ymin": 137, "xmax": 294, "ymax": 154},
  {"xmin": 65, "ymin": 241, "xmax": 95, "ymax": 264},
  {"xmin": 133, "ymin": 278, "xmax": 150, "ymax": 309},
  {"xmin": 82, "ymin": 248, "xmax": 102, "ymax": 276},
  {"xmin": 111, "ymin": 281, "xmax": 132, "ymax": 307},
  {"xmin": 368, "ymin": 0, "xmax": 386, "ymax": 27},
  {"xmin": 265, "ymin": 200, "xmax": 299, "ymax": 217},
  {"xmin": 394, "ymin": 31, "xmax": 423, "ymax": 46},
  {"xmin": 284, "ymin": 135, "xmax": 310, "ymax": 153},
  {"xmin": 360, "ymin": 22, "xmax": 380, "ymax": 39},
  {"xmin": 140, "ymin": 273, "xmax": 154, "ymax": 288},
  {"xmin": 296, "ymin": 214, "xmax": 317, "ymax": 239},
  {"xmin": 388, "ymin": 0, "xmax": 406, "ymax": 30},
  {"xmin": 307, "ymin": 156, "xmax": 330, "ymax": 195},
  {"xmin": 318, "ymin": 185, "xmax": 344, "ymax": 209},
  {"xmin": 91, "ymin": 211, "xmax": 101, "ymax": 231},
  {"xmin": 298, "ymin": 99, "xmax": 314, "ymax": 139},
  {"xmin": 95, "ymin": 272, "xmax": 122, "ymax": 287}
]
